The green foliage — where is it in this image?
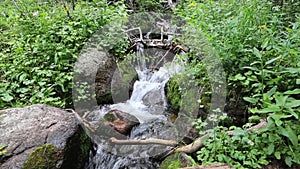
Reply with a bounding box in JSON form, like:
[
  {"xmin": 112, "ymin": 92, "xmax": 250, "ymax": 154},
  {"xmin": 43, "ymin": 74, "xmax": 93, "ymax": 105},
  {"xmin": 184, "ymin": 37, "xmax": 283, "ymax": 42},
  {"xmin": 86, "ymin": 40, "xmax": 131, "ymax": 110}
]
[
  {"xmin": 176, "ymin": 0, "xmax": 300, "ymax": 168},
  {"xmin": 159, "ymin": 153, "xmax": 183, "ymax": 169},
  {"xmin": 197, "ymin": 127, "xmax": 269, "ymax": 169},
  {"xmin": 123, "ymin": 0, "xmax": 170, "ymax": 12},
  {"xmin": 249, "ymin": 89, "xmax": 300, "ymax": 167},
  {"xmin": 0, "ymin": 0, "xmax": 128, "ymax": 109}
]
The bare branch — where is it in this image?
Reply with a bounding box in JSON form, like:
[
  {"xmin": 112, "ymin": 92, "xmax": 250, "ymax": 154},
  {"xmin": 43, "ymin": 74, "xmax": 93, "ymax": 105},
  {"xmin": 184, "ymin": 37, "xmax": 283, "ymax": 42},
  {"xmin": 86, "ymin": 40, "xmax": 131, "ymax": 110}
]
[
  {"xmin": 65, "ymin": 109, "xmax": 95, "ymax": 132},
  {"xmin": 110, "ymin": 137, "xmax": 178, "ymax": 146}
]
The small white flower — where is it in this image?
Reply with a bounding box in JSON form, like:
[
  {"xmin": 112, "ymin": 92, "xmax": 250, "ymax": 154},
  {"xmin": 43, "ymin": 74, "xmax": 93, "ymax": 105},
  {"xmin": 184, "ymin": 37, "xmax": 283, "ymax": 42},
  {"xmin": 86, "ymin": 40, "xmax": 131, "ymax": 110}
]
[{"xmin": 33, "ymin": 11, "xmax": 39, "ymax": 17}]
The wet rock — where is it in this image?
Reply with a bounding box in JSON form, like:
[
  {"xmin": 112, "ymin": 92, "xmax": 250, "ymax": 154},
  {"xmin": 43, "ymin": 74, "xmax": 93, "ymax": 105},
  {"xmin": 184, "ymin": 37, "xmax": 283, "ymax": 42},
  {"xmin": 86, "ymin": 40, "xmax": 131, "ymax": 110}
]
[
  {"xmin": 111, "ymin": 61, "xmax": 139, "ymax": 103},
  {"xmin": 104, "ymin": 109, "xmax": 139, "ymax": 135},
  {"xmin": 93, "ymin": 50, "xmax": 138, "ymax": 105},
  {"xmin": 0, "ymin": 104, "xmax": 92, "ymax": 169}
]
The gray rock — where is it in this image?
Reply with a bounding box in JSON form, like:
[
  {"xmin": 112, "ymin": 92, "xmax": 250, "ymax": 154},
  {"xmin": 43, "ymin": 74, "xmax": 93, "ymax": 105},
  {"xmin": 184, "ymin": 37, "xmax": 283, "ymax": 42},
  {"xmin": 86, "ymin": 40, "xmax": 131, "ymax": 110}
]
[
  {"xmin": 104, "ymin": 109, "xmax": 140, "ymax": 135},
  {"xmin": 0, "ymin": 104, "xmax": 92, "ymax": 169},
  {"xmin": 94, "ymin": 51, "xmax": 117, "ymax": 105}
]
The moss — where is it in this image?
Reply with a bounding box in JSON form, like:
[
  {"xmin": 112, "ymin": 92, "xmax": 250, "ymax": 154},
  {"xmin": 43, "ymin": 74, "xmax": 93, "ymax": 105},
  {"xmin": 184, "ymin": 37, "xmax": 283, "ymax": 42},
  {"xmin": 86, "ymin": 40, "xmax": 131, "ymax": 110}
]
[
  {"xmin": 159, "ymin": 153, "xmax": 183, "ymax": 169},
  {"xmin": 166, "ymin": 76, "xmax": 182, "ymax": 115},
  {"xmin": 23, "ymin": 144, "xmax": 62, "ymax": 169},
  {"xmin": 104, "ymin": 113, "xmax": 116, "ymax": 122}
]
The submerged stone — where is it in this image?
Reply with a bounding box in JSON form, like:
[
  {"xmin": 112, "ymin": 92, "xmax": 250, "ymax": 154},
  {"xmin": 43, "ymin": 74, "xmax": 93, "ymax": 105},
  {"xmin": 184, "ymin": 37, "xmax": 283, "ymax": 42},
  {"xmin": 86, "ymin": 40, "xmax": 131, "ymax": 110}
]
[{"xmin": 104, "ymin": 109, "xmax": 140, "ymax": 135}]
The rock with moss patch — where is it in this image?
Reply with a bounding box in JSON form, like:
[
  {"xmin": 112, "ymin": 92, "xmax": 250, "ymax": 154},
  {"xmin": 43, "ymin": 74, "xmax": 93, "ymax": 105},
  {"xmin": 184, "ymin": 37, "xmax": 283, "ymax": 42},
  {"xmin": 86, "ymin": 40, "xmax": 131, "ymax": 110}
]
[
  {"xmin": 104, "ymin": 109, "xmax": 140, "ymax": 135},
  {"xmin": 23, "ymin": 144, "xmax": 62, "ymax": 169},
  {"xmin": 0, "ymin": 104, "xmax": 92, "ymax": 169},
  {"xmin": 93, "ymin": 50, "xmax": 138, "ymax": 105},
  {"xmin": 159, "ymin": 153, "xmax": 192, "ymax": 169},
  {"xmin": 165, "ymin": 76, "xmax": 182, "ymax": 115}
]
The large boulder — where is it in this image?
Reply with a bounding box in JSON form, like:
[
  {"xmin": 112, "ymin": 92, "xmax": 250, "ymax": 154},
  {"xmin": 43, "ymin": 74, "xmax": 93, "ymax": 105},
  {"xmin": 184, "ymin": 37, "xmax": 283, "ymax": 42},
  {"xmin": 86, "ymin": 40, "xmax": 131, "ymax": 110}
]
[
  {"xmin": 95, "ymin": 52, "xmax": 117, "ymax": 105},
  {"xmin": 0, "ymin": 104, "xmax": 92, "ymax": 169}
]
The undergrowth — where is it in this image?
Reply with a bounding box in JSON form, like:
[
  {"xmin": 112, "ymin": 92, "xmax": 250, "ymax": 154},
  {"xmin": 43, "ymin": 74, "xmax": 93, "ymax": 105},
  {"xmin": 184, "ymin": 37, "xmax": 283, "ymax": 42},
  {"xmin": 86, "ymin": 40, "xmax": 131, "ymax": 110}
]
[
  {"xmin": 0, "ymin": 0, "xmax": 127, "ymax": 108},
  {"xmin": 176, "ymin": 0, "xmax": 300, "ymax": 168}
]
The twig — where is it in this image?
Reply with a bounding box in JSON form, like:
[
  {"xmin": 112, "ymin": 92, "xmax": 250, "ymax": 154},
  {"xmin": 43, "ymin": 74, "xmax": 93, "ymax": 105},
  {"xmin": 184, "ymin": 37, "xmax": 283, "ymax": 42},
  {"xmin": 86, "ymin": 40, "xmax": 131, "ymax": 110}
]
[
  {"xmin": 155, "ymin": 48, "xmax": 172, "ymax": 68},
  {"xmin": 110, "ymin": 137, "xmax": 178, "ymax": 146},
  {"xmin": 65, "ymin": 109, "xmax": 95, "ymax": 132}
]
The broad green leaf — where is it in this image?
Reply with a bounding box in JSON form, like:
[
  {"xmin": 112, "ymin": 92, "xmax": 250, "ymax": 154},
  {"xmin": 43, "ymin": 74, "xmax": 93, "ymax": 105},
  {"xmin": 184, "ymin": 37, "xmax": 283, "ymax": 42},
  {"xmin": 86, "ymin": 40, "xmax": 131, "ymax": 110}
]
[
  {"xmin": 278, "ymin": 126, "xmax": 298, "ymax": 146},
  {"xmin": 281, "ymin": 67, "xmax": 300, "ymax": 73},
  {"xmin": 255, "ymin": 105, "xmax": 280, "ymax": 114},
  {"xmin": 234, "ymin": 73, "xmax": 246, "ymax": 80},
  {"xmin": 297, "ymin": 79, "xmax": 300, "ymax": 85},
  {"xmin": 275, "ymin": 152, "xmax": 281, "ymax": 159},
  {"xmin": 253, "ymin": 47, "xmax": 262, "ymax": 59},
  {"xmin": 275, "ymin": 94, "xmax": 288, "ymax": 107},
  {"xmin": 286, "ymin": 100, "xmax": 300, "ymax": 108},
  {"xmin": 270, "ymin": 113, "xmax": 292, "ymax": 126},
  {"xmin": 265, "ymin": 56, "xmax": 281, "ymax": 65},
  {"xmin": 1, "ymin": 93, "xmax": 13, "ymax": 102},
  {"xmin": 264, "ymin": 86, "xmax": 277, "ymax": 99},
  {"xmin": 243, "ymin": 97, "xmax": 258, "ymax": 104},
  {"xmin": 249, "ymin": 115, "xmax": 261, "ymax": 121},
  {"xmin": 285, "ymin": 156, "xmax": 292, "ymax": 167},
  {"xmin": 287, "ymin": 108, "xmax": 299, "ymax": 119},
  {"xmin": 267, "ymin": 143, "xmax": 274, "ymax": 155},
  {"xmin": 284, "ymin": 89, "xmax": 300, "ymax": 95}
]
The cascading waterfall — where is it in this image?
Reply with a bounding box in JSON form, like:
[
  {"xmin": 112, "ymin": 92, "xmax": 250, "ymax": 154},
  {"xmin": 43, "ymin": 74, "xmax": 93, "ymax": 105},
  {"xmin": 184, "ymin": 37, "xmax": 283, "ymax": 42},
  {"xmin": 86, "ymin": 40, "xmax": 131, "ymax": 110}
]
[{"xmin": 85, "ymin": 43, "xmax": 184, "ymax": 169}]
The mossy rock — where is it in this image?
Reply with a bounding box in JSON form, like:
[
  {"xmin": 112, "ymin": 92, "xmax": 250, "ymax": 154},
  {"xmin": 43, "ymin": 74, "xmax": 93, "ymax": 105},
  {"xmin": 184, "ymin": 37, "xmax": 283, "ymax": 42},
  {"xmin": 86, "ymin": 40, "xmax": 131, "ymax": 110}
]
[
  {"xmin": 165, "ymin": 76, "xmax": 182, "ymax": 115},
  {"xmin": 23, "ymin": 144, "xmax": 62, "ymax": 169},
  {"xmin": 159, "ymin": 152, "xmax": 193, "ymax": 169}
]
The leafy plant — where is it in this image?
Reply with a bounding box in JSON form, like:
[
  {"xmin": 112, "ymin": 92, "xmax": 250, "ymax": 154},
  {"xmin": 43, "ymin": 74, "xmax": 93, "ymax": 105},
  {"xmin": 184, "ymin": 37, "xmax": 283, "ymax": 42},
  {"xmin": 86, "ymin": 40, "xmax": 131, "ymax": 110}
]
[
  {"xmin": 196, "ymin": 127, "xmax": 269, "ymax": 169},
  {"xmin": 0, "ymin": 0, "xmax": 128, "ymax": 109},
  {"xmin": 176, "ymin": 0, "xmax": 300, "ymax": 168}
]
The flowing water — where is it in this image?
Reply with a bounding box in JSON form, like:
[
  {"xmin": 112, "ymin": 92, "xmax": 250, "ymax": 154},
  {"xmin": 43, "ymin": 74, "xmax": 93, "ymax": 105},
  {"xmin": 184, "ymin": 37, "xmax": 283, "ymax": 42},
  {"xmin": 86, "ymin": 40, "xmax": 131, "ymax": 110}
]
[{"xmin": 85, "ymin": 45, "xmax": 184, "ymax": 169}]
